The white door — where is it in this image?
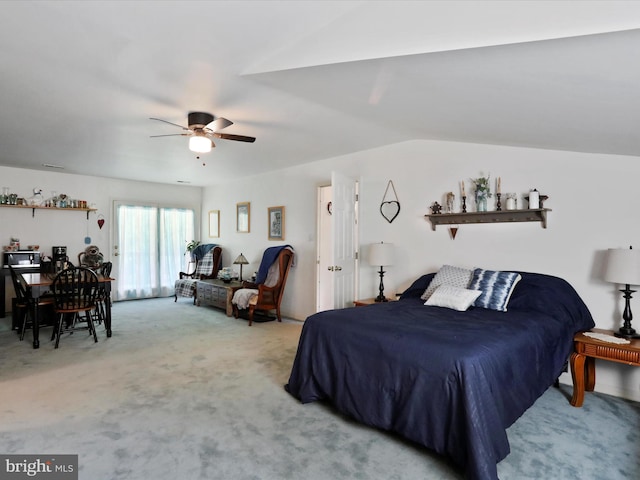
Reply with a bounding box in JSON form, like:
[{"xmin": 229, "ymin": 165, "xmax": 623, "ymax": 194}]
[
  {"xmin": 316, "ymin": 186, "xmax": 333, "ymax": 311},
  {"xmin": 330, "ymin": 172, "xmax": 358, "ymax": 309}
]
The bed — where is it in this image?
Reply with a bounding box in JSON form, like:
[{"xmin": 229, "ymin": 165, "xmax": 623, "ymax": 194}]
[{"xmin": 285, "ymin": 270, "xmax": 594, "ymax": 480}]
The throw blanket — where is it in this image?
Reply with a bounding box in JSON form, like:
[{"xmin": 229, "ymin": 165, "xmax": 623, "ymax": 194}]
[
  {"xmin": 232, "ymin": 257, "xmax": 284, "ymax": 309},
  {"xmin": 232, "ymin": 289, "xmax": 259, "ymax": 310},
  {"xmin": 255, "ymin": 245, "xmax": 293, "ymax": 284},
  {"xmin": 191, "ymin": 243, "xmax": 217, "ymax": 261}
]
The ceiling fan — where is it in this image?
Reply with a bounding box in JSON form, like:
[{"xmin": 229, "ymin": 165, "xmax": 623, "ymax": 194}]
[{"xmin": 150, "ymin": 112, "xmax": 256, "ymax": 154}]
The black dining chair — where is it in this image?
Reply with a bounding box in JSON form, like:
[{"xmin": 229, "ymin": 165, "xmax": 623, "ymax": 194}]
[
  {"xmin": 8, "ymin": 265, "xmax": 55, "ymax": 341},
  {"xmin": 93, "ymin": 261, "xmax": 112, "ymax": 325},
  {"xmin": 50, "ymin": 266, "xmax": 100, "ymax": 349}
]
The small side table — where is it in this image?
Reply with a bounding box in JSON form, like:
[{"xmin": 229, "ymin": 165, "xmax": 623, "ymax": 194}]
[
  {"xmin": 354, "ymin": 297, "xmax": 398, "ymax": 307},
  {"xmin": 570, "ymin": 328, "xmax": 640, "ymax": 407}
]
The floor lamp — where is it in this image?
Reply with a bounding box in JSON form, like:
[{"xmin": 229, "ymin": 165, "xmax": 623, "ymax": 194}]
[
  {"xmin": 369, "ymin": 242, "xmax": 394, "ymax": 302},
  {"xmin": 604, "ymin": 246, "xmax": 640, "ymax": 338}
]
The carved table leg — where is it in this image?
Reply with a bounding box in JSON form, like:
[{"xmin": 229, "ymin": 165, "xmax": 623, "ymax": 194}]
[
  {"xmin": 570, "ymin": 351, "xmax": 586, "ymax": 407},
  {"xmin": 585, "ymin": 356, "xmax": 595, "ymax": 392}
]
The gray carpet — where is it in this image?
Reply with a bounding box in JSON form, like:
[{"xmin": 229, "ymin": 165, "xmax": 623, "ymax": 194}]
[{"xmin": 0, "ymin": 298, "xmax": 638, "ymax": 479}]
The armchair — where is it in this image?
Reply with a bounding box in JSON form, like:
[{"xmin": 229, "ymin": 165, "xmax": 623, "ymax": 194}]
[
  {"xmin": 232, "ymin": 246, "xmax": 294, "ymax": 326},
  {"xmin": 174, "ymin": 245, "xmax": 222, "ymax": 304}
]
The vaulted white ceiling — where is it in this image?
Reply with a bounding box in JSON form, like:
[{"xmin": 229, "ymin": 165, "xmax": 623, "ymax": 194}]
[{"xmin": 1, "ymin": 1, "xmax": 639, "ymax": 186}]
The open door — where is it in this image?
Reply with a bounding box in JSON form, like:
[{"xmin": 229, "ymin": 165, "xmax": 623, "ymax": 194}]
[
  {"xmin": 316, "ymin": 186, "xmax": 334, "ymax": 312},
  {"xmin": 329, "ymin": 172, "xmax": 358, "ymax": 309}
]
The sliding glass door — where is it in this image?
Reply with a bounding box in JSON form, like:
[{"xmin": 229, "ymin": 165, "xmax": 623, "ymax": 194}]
[{"xmin": 113, "ymin": 201, "xmax": 195, "ymax": 301}]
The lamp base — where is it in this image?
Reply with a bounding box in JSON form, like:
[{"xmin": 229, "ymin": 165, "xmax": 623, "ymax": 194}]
[
  {"xmin": 614, "ymin": 329, "xmax": 640, "ymax": 339},
  {"xmin": 375, "ymin": 266, "xmax": 388, "ymax": 303},
  {"xmin": 615, "ymin": 285, "xmax": 640, "ymax": 338}
]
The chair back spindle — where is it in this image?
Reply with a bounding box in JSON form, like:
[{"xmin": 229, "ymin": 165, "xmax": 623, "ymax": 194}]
[{"xmin": 51, "ymin": 267, "xmax": 100, "ymax": 348}]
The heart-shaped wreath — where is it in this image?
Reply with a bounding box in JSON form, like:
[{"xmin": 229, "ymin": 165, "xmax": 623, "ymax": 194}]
[
  {"xmin": 380, "ymin": 201, "xmax": 400, "ymax": 223},
  {"xmin": 380, "ymin": 180, "xmax": 400, "ymax": 223}
]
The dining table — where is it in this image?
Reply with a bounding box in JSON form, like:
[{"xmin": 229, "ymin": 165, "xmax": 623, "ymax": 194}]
[{"xmin": 22, "ymin": 272, "xmax": 114, "ymax": 349}]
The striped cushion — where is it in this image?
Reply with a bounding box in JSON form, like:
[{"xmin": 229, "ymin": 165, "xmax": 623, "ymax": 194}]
[
  {"xmin": 174, "ymin": 279, "xmax": 197, "ymax": 298},
  {"xmin": 469, "ymin": 268, "xmax": 521, "ymax": 312}
]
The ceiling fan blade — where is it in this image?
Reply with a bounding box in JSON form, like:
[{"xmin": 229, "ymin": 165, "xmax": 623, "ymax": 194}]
[
  {"xmin": 206, "ymin": 117, "xmax": 233, "ymax": 132},
  {"xmin": 149, "ymin": 117, "xmax": 190, "ymax": 131},
  {"xmin": 150, "ymin": 133, "xmax": 190, "ymax": 138},
  {"xmin": 212, "ymin": 132, "xmax": 256, "ymax": 143}
]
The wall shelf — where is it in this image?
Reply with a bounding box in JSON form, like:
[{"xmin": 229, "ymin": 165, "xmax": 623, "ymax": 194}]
[
  {"xmin": 424, "ymin": 208, "xmax": 551, "ymax": 231},
  {"xmin": 0, "ymin": 204, "xmax": 97, "ymax": 219}
]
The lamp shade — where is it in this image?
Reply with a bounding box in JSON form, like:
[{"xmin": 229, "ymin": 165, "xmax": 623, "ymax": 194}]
[
  {"xmin": 604, "ymin": 247, "xmax": 640, "ymax": 285},
  {"xmin": 189, "ymin": 135, "xmax": 212, "ymax": 153},
  {"xmin": 233, "ymin": 253, "xmax": 249, "ymax": 265},
  {"xmin": 368, "ymin": 242, "xmax": 394, "ymax": 266}
]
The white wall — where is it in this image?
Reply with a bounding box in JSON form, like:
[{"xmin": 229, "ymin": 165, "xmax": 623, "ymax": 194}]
[
  {"xmin": 3, "ymin": 139, "xmax": 638, "ymax": 403},
  {"xmin": 202, "ymin": 139, "xmax": 640, "ymax": 402},
  {"xmin": 0, "ymin": 166, "xmax": 202, "ymax": 308}
]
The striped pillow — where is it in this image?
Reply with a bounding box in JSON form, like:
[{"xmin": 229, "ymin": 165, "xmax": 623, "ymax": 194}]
[{"xmin": 469, "ymin": 269, "xmax": 521, "ymax": 312}]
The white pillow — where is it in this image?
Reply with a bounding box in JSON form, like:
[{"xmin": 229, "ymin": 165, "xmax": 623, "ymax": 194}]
[
  {"xmin": 420, "ymin": 265, "xmax": 475, "ymax": 301},
  {"xmin": 425, "ymin": 285, "xmax": 482, "ymax": 311}
]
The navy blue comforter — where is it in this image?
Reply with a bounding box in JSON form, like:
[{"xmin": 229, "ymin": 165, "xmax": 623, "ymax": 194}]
[{"xmin": 285, "ymin": 272, "xmax": 594, "ymax": 480}]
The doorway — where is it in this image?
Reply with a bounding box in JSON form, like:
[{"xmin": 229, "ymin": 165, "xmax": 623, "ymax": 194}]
[
  {"xmin": 316, "ymin": 173, "xmax": 359, "ymax": 312},
  {"xmin": 316, "ymin": 186, "xmax": 333, "ymax": 312}
]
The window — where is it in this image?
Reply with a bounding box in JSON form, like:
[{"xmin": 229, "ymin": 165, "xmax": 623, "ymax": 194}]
[{"xmin": 114, "ymin": 202, "xmax": 195, "ymax": 301}]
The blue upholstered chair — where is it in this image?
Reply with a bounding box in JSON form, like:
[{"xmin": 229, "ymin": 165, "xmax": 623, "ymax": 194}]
[{"xmin": 174, "ymin": 245, "xmax": 222, "ymax": 304}]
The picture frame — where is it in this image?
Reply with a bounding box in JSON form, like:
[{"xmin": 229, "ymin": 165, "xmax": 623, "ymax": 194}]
[
  {"xmin": 236, "ymin": 202, "xmax": 250, "ymax": 233},
  {"xmin": 208, "ymin": 210, "xmax": 220, "ymax": 238},
  {"xmin": 268, "ymin": 206, "xmax": 285, "ymax": 241}
]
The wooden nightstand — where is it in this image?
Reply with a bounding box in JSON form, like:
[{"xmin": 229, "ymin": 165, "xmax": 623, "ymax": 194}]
[
  {"xmin": 570, "ymin": 328, "xmax": 640, "ymax": 407},
  {"xmin": 354, "ymin": 297, "xmax": 398, "ymax": 307}
]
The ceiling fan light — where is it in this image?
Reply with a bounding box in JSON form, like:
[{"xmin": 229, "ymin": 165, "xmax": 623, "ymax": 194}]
[{"xmin": 189, "ymin": 135, "xmax": 212, "ymax": 153}]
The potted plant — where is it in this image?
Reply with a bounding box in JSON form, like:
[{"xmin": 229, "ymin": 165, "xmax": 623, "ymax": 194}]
[
  {"xmin": 471, "ymin": 174, "xmax": 492, "ymax": 212},
  {"xmin": 185, "ymin": 240, "xmax": 201, "ymax": 259}
]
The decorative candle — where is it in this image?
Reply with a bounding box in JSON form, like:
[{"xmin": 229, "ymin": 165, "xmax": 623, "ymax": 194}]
[
  {"xmin": 461, "ymin": 181, "xmax": 466, "ymax": 197},
  {"xmin": 497, "ymin": 177, "xmax": 501, "ymax": 194}
]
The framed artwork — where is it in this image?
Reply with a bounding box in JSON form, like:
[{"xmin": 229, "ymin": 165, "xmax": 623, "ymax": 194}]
[
  {"xmin": 236, "ymin": 202, "xmax": 250, "ymax": 233},
  {"xmin": 208, "ymin": 210, "xmax": 220, "ymax": 238},
  {"xmin": 268, "ymin": 206, "xmax": 285, "ymax": 241}
]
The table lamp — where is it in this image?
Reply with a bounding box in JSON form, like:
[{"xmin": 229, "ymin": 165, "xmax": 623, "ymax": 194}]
[
  {"xmin": 369, "ymin": 242, "xmax": 394, "ymax": 302},
  {"xmin": 604, "ymin": 246, "xmax": 640, "ymax": 338},
  {"xmin": 233, "ymin": 253, "xmax": 249, "ymax": 281}
]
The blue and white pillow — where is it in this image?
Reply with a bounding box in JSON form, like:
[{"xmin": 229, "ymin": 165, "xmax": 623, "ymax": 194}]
[{"xmin": 469, "ymin": 268, "xmax": 521, "ymax": 312}]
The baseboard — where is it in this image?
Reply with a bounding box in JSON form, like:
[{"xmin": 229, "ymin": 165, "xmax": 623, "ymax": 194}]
[{"xmin": 557, "ymin": 372, "xmax": 640, "ymax": 403}]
